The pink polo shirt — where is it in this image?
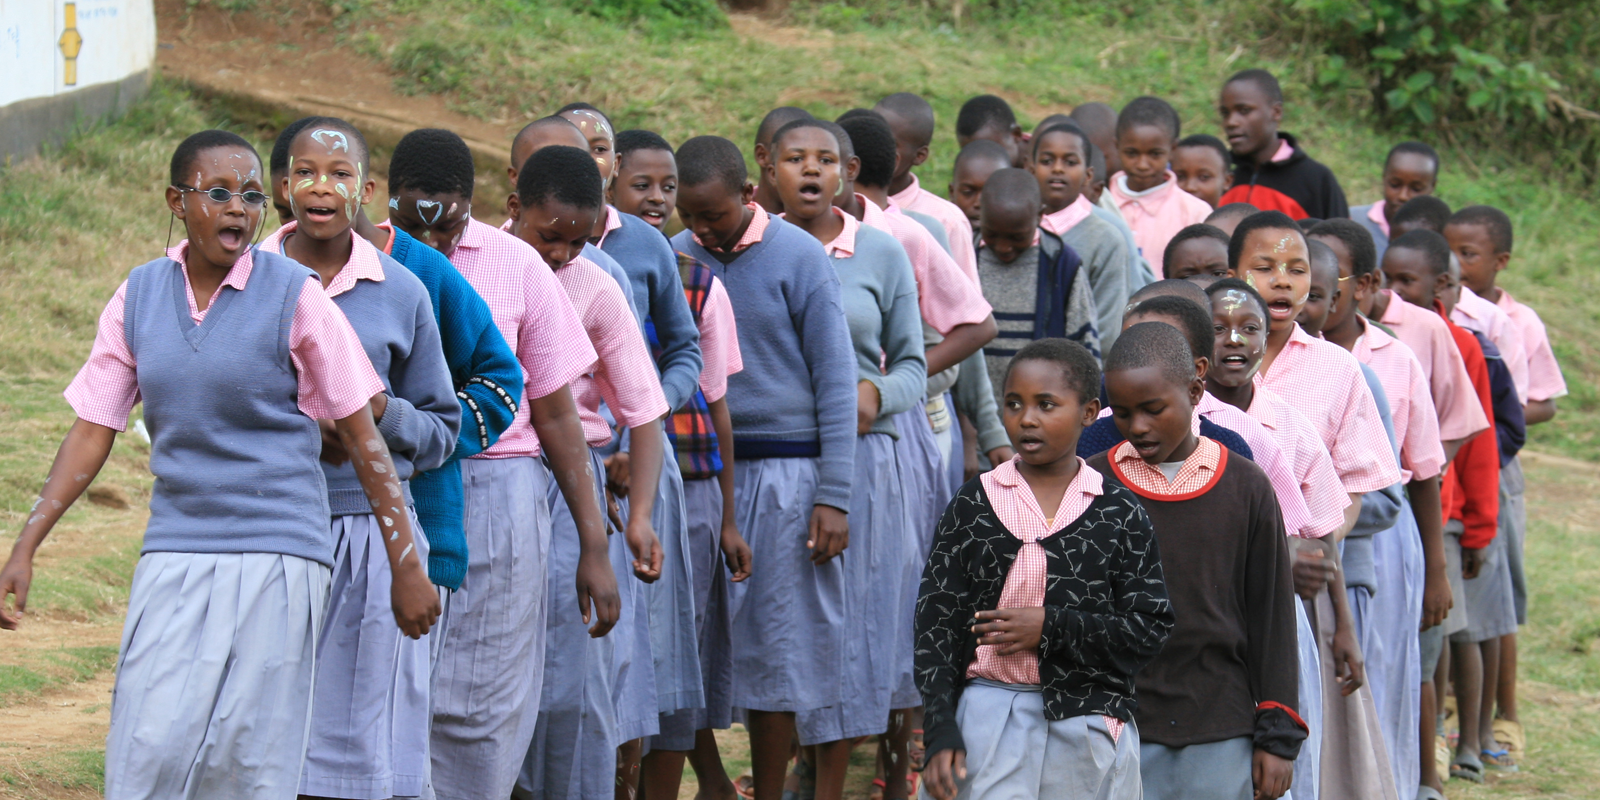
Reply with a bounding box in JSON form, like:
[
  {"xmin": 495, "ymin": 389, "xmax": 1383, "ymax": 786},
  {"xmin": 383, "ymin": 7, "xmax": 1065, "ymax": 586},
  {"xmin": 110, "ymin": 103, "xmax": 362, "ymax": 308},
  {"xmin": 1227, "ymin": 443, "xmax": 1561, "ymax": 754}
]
[
  {"xmin": 555, "ymin": 255, "xmax": 671, "ymax": 446},
  {"xmin": 65, "ymin": 242, "xmax": 383, "ymax": 430},
  {"xmin": 859, "ymin": 194, "xmax": 992, "ymax": 335},
  {"xmin": 1365, "ymin": 201, "xmax": 1390, "ymax": 238},
  {"xmin": 692, "ymin": 202, "xmax": 770, "ymax": 253},
  {"xmin": 1451, "ymin": 286, "xmax": 1528, "ymax": 403},
  {"xmin": 447, "ymin": 217, "xmax": 599, "ymax": 459},
  {"xmin": 890, "ymin": 173, "xmax": 979, "ymax": 284},
  {"xmin": 697, "ymin": 274, "xmax": 743, "ymax": 403},
  {"xmin": 1378, "ymin": 291, "xmax": 1489, "ymax": 442},
  {"xmin": 259, "ymin": 222, "xmax": 386, "ymax": 299},
  {"xmin": 968, "ymin": 456, "xmax": 1102, "ymax": 684},
  {"xmin": 595, "ymin": 204, "xmax": 625, "ymax": 248},
  {"xmin": 1245, "ymin": 387, "xmax": 1350, "ymax": 538},
  {"xmin": 1257, "ymin": 323, "xmax": 1402, "ymax": 494},
  {"xmin": 1106, "ymin": 170, "xmax": 1212, "ymax": 278},
  {"xmin": 1494, "ymin": 288, "xmax": 1567, "ymax": 402},
  {"xmin": 1352, "ymin": 320, "xmax": 1447, "ymax": 483},
  {"xmin": 1038, "ymin": 194, "xmax": 1096, "ymax": 239}
]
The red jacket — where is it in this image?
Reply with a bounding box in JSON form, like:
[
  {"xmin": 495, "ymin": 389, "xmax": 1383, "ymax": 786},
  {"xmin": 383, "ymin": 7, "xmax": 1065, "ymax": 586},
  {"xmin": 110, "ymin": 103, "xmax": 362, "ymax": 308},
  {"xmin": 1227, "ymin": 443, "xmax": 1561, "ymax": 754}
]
[{"xmin": 1437, "ymin": 302, "xmax": 1500, "ymax": 549}]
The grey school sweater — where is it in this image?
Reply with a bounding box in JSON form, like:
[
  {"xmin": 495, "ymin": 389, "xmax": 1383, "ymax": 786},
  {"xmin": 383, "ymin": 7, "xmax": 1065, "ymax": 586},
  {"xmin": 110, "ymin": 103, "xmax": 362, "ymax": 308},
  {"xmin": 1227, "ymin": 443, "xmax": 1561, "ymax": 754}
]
[
  {"xmin": 831, "ymin": 223, "xmax": 927, "ymax": 438},
  {"xmin": 1060, "ymin": 210, "xmax": 1133, "ymax": 353},
  {"xmin": 671, "ymin": 216, "xmax": 857, "ymax": 512}
]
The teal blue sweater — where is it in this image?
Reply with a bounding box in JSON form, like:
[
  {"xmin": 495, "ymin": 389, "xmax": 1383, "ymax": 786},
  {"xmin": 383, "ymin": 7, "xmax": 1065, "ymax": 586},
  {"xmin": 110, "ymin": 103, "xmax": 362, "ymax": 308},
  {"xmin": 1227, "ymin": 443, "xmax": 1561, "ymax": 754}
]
[{"xmin": 389, "ymin": 227, "xmax": 522, "ymax": 590}]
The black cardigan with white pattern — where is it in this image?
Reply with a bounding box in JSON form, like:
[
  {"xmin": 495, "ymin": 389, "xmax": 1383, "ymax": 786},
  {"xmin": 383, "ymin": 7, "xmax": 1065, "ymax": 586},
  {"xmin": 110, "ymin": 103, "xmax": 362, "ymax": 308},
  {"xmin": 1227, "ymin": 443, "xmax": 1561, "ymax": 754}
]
[{"xmin": 914, "ymin": 477, "xmax": 1174, "ymax": 761}]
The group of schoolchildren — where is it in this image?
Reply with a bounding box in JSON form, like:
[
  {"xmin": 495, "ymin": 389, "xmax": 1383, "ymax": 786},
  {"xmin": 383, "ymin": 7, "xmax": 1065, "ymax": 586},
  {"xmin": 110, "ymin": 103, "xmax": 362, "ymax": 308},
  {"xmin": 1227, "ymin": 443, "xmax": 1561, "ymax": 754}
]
[{"xmin": 0, "ymin": 64, "xmax": 1564, "ymax": 800}]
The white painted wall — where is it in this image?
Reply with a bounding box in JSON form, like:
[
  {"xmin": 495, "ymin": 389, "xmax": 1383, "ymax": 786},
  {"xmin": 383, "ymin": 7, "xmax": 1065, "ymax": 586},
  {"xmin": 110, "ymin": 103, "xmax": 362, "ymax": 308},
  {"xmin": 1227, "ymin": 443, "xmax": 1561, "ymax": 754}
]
[{"xmin": 0, "ymin": 0, "xmax": 156, "ymax": 108}]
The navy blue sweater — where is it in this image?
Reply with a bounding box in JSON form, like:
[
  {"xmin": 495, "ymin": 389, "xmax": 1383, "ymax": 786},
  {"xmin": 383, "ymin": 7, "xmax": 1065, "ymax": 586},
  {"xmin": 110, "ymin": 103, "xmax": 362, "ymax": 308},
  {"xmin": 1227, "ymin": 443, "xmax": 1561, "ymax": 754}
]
[
  {"xmin": 601, "ymin": 209, "xmax": 703, "ymax": 411},
  {"xmin": 388, "ymin": 226, "xmax": 522, "ymax": 589}
]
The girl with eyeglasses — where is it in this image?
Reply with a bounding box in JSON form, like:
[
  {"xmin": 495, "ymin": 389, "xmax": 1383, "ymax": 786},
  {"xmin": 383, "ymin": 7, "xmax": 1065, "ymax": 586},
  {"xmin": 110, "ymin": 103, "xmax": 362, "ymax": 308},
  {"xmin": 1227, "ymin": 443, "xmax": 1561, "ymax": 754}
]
[{"xmin": 0, "ymin": 129, "xmax": 436, "ymax": 799}]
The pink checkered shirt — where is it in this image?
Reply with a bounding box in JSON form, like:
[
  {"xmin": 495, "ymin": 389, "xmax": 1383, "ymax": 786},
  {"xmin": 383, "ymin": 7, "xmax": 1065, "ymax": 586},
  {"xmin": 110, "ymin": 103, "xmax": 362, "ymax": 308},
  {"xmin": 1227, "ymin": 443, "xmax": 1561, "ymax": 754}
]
[
  {"xmin": 1109, "ymin": 436, "xmax": 1225, "ymax": 498},
  {"xmin": 1365, "ymin": 201, "xmax": 1390, "ymax": 238},
  {"xmin": 65, "ymin": 242, "xmax": 383, "ymax": 430},
  {"xmin": 1353, "ymin": 319, "xmax": 1446, "ymax": 483},
  {"xmin": 1038, "ymin": 194, "xmax": 1096, "ymax": 239},
  {"xmin": 1452, "ymin": 286, "xmax": 1529, "ymax": 404},
  {"xmin": 448, "ymin": 217, "xmax": 599, "ymax": 458},
  {"xmin": 818, "ymin": 207, "xmax": 859, "ymax": 258},
  {"xmin": 1245, "ymin": 387, "xmax": 1351, "ymax": 537},
  {"xmin": 596, "ymin": 204, "xmax": 625, "ymax": 248},
  {"xmin": 1494, "ymin": 289, "xmax": 1567, "ymax": 402},
  {"xmin": 259, "ymin": 222, "xmax": 387, "ymax": 298},
  {"xmin": 890, "ymin": 173, "xmax": 980, "ymax": 285},
  {"xmin": 860, "ymin": 195, "xmax": 992, "ymax": 335},
  {"xmin": 1257, "ymin": 323, "xmax": 1402, "ymax": 494},
  {"xmin": 1107, "ymin": 170, "xmax": 1212, "ymax": 279},
  {"xmin": 692, "ymin": 203, "xmax": 770, "ymax": 253},
  {"xmin": 555, "ymin": 255, "xmax": 670, "ymax": 446},
  {"xmin": 698, "ymin": 274, "xmax": 743, "ymax": 403},
  {"xmin": 1379, "ymin": 291, "xmax": 1489, "ymax": 443}
]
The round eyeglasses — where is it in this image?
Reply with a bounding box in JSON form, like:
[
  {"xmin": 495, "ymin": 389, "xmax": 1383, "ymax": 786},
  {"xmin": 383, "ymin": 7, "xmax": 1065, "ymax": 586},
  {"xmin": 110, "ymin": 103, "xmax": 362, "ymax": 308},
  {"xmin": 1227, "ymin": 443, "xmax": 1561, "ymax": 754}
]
[{"xmin": 175, "ymin": 184, "xmax": 269, "ymax": 206}]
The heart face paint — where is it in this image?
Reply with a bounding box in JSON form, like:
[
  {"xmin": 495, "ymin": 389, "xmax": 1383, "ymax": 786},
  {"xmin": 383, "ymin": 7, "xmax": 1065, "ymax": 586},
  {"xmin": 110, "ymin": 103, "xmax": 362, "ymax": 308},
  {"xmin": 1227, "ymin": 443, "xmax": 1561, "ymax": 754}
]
[
  {"xmin": 417, "ymin": 199, "xmax": 443, "ymax": 226},
  {"xmin": 310, "ymin": 129, "xmax": 350, "ymax": 153},
  {"xmin": 387, "ymin": 188, "xmax": 473, "ymax": 258}
]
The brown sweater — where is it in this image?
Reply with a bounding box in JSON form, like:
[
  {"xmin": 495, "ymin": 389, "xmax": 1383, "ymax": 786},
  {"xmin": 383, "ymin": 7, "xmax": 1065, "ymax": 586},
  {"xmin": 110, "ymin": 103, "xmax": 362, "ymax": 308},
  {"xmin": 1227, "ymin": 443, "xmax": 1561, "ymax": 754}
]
[{"xmin": 1086, "ymin": 450, "xmax": 1306, "ymax": 760}]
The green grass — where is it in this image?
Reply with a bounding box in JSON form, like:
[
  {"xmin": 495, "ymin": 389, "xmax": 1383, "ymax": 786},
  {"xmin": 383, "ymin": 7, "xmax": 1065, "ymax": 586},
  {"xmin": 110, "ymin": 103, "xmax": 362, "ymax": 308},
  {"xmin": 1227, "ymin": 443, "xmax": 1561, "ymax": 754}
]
[{"xmin": 0, "ymin": 748, "xmax": 105, "ymax": 794}]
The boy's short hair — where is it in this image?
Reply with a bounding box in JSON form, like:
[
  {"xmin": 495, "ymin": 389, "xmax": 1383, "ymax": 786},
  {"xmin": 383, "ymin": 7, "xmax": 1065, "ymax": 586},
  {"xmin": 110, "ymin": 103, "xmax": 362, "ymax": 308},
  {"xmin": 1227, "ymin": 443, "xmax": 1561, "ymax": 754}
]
[
  {"xmin": 557, "ymin": 101, "xmax": 612, "ymax": 129},
  {"xmin": 1449, "ymin": 205, "xmax": 1514, "ymax": 254},
  {"xmin": 1226, "ymin": 68, "xmax": 1284, "ymax": 104},
  {"xmin": 1307, "ymin": 238, "xmax": 1339, "ymax": 281},
  {"xmin": 1130, "ymin": 277, "xmax": 1210, "ymax": 309},
  {"xmin": 1389, "ymin": 229, "xmax": 1453, "ymax": 276},
  {"xmin": 1206, "ymin": 277, "xmax": 1271, "ymax": 320},
  {"xmin": 957, "ymin": 94, "xmax": 1017, "ymax": 137},
  {"xmin": 772, "ymin": 118, "xmax": 848, "ymax": 159},
  {"xmin": 1175, "ymin": 134, "xmax": 1232, "ymax": 169},
  {"xmin": 1068, "ymin": 103, "xmax": 1118, "ymax": 140},
  {"xmin": 954, "ymin": 139, "xmax": 1011, "ymax": 173},
  {"xmin": 1088, "ymin": 145, "xmax": 1107, "ymax": 184},
  {"xmin": 615, "ymin": 129, "xmax": 674, "ymax": 168},
  {"xmin": 1162, "ymin": 223, "xmax": 1231, "ymax": 267},
  {"xmin": 1206, "ymin": 202, "xmax": 1259, "ymax": 227},
  {"xmin": 171, "ymin": 129, "xmax": 260, "ymax": 188},
  {"xmin": 1106, "ymin": 321, "xmax": 1196, "ymax": 386},
  {"xmin": 874, "ymin": 92, "xmax": 935, "ymax": 145},
  {"xmin": 676, "ymin": 135, "xmax": 747, "ymax": 194},
  {"xmin": 516, "ymin": 145, "xmax": 604, "ymax": 211},
  {"xmin": 1130, "ymin": 294, "xmax": 1215, "ymax": 364},
  {"xmin": 1116, "ymin": 96, "xmax": 1182, "ymax": 141},
  {"xmin": 1228, "ymin": 210, "xmax": 1302, "ymax": 270},
  {"xmin": 1005, "ymin": 338, "xmax": 1102, "ymax": 404},
  {"xmin": 270, "ymin": 117, "xmax": 317, "ymax": 176},
  {"xmin": 1386, "ymin": 140, "xmax": 1440, "ymax": 176},
  {"xmin": 837, "ymin": 113, "xmax": 897, "ymax": 189},
  {"xmin": 390, "ymin": 128, "xmax": 475, "ymax": 198},
  {"xmin": 1392, "ymin": 195, "xmax": 1452, "ymax": 234},
  {"xmin": 291, "ymin": 117, "xmax": 370, "ymax": 172},
  {"xmin": 1306, "ymin": 218, "xmax": 1379, "ymax": 278},
  {"xmin": 1031, "ymin": 122, "xmax": 1093, "ymax": 160},
  {"xmin": 756, "ymin": 106, "xmax": 813, "ymax": 148},
  {"xmin": 980, "ymin": 168, "xmax": 1041, "ymax": 212}
]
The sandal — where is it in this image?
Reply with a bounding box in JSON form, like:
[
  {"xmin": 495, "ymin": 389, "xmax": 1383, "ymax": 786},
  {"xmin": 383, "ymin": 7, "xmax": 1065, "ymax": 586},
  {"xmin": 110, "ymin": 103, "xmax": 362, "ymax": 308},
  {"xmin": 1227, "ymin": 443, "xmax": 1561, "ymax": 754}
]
[
  {"xmin": 1450, "ymin": 755, "xmax": 1485, "ymax": 784},
  {"xmin": 781, "ymin": 756, "xmax": 815, "ymax": 800},
  {"xmin": 1415, "ymin": 786, "xmax": 1446, "ymax": 800},
  {"xmin": 1493, "ymin": 717, "xmax": 1526, "ymax": 757},
  {"xmin": 734, "ymin": 775, "xmax": 756, "ymax": 800},
  {"xmin": 870, "ymin": 778, "xmax": 887, "ymax": 800},
  {"xmin": 1482, "ymin": 747, "xmax": 1519, "ymax": 772}
]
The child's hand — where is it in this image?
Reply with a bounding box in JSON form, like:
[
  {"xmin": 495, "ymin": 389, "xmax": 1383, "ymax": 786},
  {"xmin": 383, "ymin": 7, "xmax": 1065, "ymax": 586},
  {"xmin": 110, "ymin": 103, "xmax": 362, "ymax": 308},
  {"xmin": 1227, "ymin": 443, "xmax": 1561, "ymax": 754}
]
[
  {"xmin": 604, "ymin": 487, "xmax": 625, "ymax": 532},
  {"xmin": 389, "ymin": 560, "xmax": 441, "ymax": 640},
  {"xmin": 1331, "ymin": 622, "xmax": 1365, "ymax": 697},
  {"xmin": 973, "ymin": 607, "xmax": 1045, "ymax": 655},
  {"xmin": 0, "ymin": 556, "xmax": 33, "ymax": 630},
  {"xmin": 985, "ymin": 447, "xmax": 1015, "ymax": 470},
  {"xmin": 1421, "ymin": 563, "xmax": 1452, "ymax": 630},
  {"xmin": 604, "ymin": 453, "xmax": 632, "ymax": 499},
  {"xmin": 922, "ymin": 748, "xmax": 967, "ymax": 800},
  {"xmin": 720, "ymin": 524, "xmax": 752, "ymax": 582},
  {"xmin": 1251, "ymin": 750, "xmax": 1293, "ymax": 800},
  {"xmin": 626, "ymin": 519, "xmax": 663, "ymax": 583},
  {"xmin": 1461, "ymin": 546, "xmax": 1485, "ymax": 580},
  {"xmin": 807, "ymin": 505, "xmax": 849, "ymax": 564},
  {"xmin": 576, "ymin": 549, "xmax": 621, "ymax": 638},
  {"xmin": 1291, "ymin": 548, "xmax": 1333, "ymax": 600},
  {"xmin": 857, "ymin": 381, "xmax": 881, "ymax": 436}
]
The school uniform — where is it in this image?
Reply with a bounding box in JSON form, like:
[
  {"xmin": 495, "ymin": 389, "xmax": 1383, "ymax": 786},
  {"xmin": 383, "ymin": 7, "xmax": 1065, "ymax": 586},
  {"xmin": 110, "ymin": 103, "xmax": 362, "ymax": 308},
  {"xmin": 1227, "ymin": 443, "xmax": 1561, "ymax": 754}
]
[
  {"xmin": 258, "ymin": 225, "xmax": 459, "ymax": 800},
  {"xmin": 1351, "ymin": 201, "xmax": 1391, "ymax": 261},
  {"xmin": 68, "ymin": 243, "xmax": 384, "ymax": 800},
  {"xmin": 791, "ymin": 210, "xmax": 925, "ymax": 740},
  {"xmin": 1041, "ymin": 194, "xmax": 1133, "ymax": 351},
  {"xmin": 431, "ymin": 218, "xmax": 600, "ymax": 800},
  {"xmin": 651, "ymin": 255, "xmax": 744, "ymax": 750},
  {"xmin": 1105, "ymin": 171, "xmax": 1212, "ymax": 280},
  {"xmin": 1351, "ymin": 318, "xmax": 1448, "ymax": 795},
  {"xmin": 1494, "ymin": 288, "xmax": 1566, "ymax": 624},
  {"xmin": 1378, "ymin": 290, "xmax": 1491, "ymax": 444},
  {"xmin": 977, "ymin": 231, "xmax": 1101, "ymax": 405},
  {"xmin": 1441, "ymin": 322, "xmax": 1513, "ymax": 646},
  {"xmin": 891, "ymin": 172, "xmax": 980, "ymax": 283},
  {"xmin": 1220, "ymin": 133, "xmax": 1349, "ymax": 220},
  {"xmin": 670, "ymin": 206, "xmax": 858, "ymax": 743},
  {"xmin": 1452, "ymin": 286, "xmax": 1529, "ymax": 403},
  {"xmin": 1094, "ymin": 193, "xmax": 1157, "ymax": 293},
  {"xmin": 1087, "ymin": 439, "xmax": 1305, "ymax": 800},
  {"xmin": 915, "ymin": 457, "xmax": 1171, "ymax": 800}
]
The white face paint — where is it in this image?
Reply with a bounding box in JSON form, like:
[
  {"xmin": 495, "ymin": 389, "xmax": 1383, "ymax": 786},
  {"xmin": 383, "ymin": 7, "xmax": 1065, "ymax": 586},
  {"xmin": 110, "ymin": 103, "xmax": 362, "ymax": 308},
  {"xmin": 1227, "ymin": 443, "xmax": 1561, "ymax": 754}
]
[
  {"xmin": 386, "ymin": 482, "xmax": 402, "ymax": 498},
  {"xmin": 382, "ymin": 516, "xmax": 394, "ymax": 527},
  {"xmin": 310, "ymin": 129, "xmax": 350, "ymax": 153},
  {"xmin": 370, "ymin": 461, "xmax": 389, "ymax": 474},
  {"xmin": 399, "ymin": 542, "xmax": 415, "ymax": 563},
  {"xmin": 416, "ymin": 199, "xmax": 443, "ymax": 226},
  {"xmin": 365, "ymin": 439, "xmax": 381, "ymax": 452},
  {"xmin": 389, "ymin": 197, "xmax": 400, "ymax": 210}
]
